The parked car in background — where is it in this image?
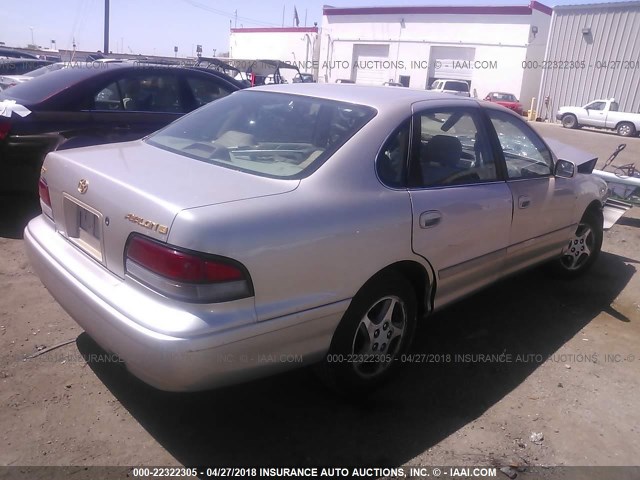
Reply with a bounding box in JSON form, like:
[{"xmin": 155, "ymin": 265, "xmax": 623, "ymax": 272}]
[
  {"xmin": 335, "ymin": 79, "xmax": 355, "ymax": 84},
  {"xmin": 0, "ymin": 63, "xmax": 241, "ymax": 192},
  {"xmin": 0, "ymin": 59, "xmax": 52, "ymax": 88},
  {"xmin": 429, "ymin": 79, "xmax": 470, "ymax": 97},
  {"xmin": 557, "ymin": 98, "xmax": 640, "ymax": 137},
  {"xmin": 293, "ymin": 73, "xmax": 315, "ymax": 83},
  {"xmin": 0, "ymin": 61, "xmax": 63, "ymax": 90},
  {"xmin": 484, "ymin": 92, "xmax": 524, "ymax": 115},
  {"xmin": 383, "ymin": 81, "xmax": 405, "ymax": 87},
  {"xmin": 0, "ymin": 47, "xmax": 38, "ymax": 59},
  {"xmin": 25, "ymin": 84, "xmax": 613, "ymax": 394}
]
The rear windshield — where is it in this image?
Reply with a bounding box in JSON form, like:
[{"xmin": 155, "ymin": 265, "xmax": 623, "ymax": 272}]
[
  {"xmin": 444, "ymin": 81, "xmax": 469, "ymax": 92},
  {"xmin": 493, "ymin": 93, "xmax": 517, "ymax": 102},
  {"xmin": 147, "ymin": 91, "xmax": 376, "ymax": 179},
  {"xmin": 0, "ymin": 64, "xmax": 112, "ymax": 104}
]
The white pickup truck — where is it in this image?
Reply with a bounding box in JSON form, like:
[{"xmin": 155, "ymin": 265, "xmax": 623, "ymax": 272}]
[{"xmin": 556, "ymin": 98, "xmax": 640, "ymax": 137}]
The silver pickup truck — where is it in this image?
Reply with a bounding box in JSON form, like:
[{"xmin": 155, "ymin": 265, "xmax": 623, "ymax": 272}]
[{"xmin": 556, "ymin": 98, "xmax": 640, "ymax": 137}]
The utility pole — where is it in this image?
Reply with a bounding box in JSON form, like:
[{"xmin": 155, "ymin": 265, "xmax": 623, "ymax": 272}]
[{"xmin": 104, "ymin": 0, "xmax": 110, "ymax": 54}]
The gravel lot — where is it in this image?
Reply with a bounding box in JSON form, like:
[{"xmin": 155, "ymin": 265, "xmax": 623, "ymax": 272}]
[{"xmin": 1, "ymin": 123, "xmax": 639, "ymax": 472}]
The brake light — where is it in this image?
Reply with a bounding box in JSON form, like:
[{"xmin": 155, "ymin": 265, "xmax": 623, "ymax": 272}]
[
  {"xmin": 38, "ymin": 177, "xmax": 52, "ymax": 208},
  {"xmin": 0, "ymin": 120, "xmax": 10, "ymax": 140},
  {"xmin": 125, "ymin": 235, "xmax": 252, "ymax": 303}
]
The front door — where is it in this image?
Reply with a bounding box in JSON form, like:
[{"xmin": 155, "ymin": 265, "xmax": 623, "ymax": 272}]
[{"xmin": 485, "ymin": 108, "xmax": 577, "ymax": 276}]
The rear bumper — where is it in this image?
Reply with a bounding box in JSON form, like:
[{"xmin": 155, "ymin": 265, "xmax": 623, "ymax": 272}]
[{"xmin": 24, "ymin": 215, "xmax": 346, "ymax": 391}]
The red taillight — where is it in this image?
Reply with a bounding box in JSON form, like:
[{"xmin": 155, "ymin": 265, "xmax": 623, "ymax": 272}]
[
  {"xmin": 0, "ymin": 120, "xmax": 10, "ymax": 140},
  {"xmin": 125, "ymin": 235, "xmax": 251, "ymax": 302},
  {"xmin": 38, "ymin": 177, "xmax": 52, "ymax": 209}
]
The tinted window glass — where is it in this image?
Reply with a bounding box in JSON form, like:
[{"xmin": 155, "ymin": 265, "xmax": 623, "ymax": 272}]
[
  {"xmin": 587, "ymin": 101, "xmax": 606, "ymax": 111},
  {"xmin": 377, "ymin": 120, "xmax": 410, "ymax": 188},
  {"xmin": 93, "ymin": 82, "xmax": 123, "ymax": 110},
  {"xmin": 119, "ymin": 74, "xmax": 183, "ymax": 112},
  {"xmin": 487, "ymin": 109, "xmax": 553, "ymax": 179},
  {"xmin": 411, "ymin": 109, "xmax": 497, "ymax": 187},
  {"xmin": 148, "ymin": 91, "xmax": 376, "ymax": 179},
  {"xmin": 186, "ymin": 76, "xmax": 232, "ymax": 107}
]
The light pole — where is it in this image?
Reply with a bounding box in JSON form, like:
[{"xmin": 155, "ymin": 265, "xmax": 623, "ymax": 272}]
[{"xmin": 29, "ymin": 26, "xmax": 34, "ymax": 46}]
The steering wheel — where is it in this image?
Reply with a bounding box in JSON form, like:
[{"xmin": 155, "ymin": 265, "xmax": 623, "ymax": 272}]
[{"xmin": 439, "ymin": 170, "xmax": 481, "ymax": 185}]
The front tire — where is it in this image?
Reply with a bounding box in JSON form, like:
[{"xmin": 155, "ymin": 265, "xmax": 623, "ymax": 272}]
[
  {"xmin": 321, "ymin": 272, "xmax": 417, "ymax": 393},
  {"xmin": 550, "ymin": 210, "xmax": 603, "ymax": 278},
  {"xmin": 617, "ymin": 122, "xmax": 636, "ymax": 137},
  {"xmin": 561, "ymin": 114, "xmax": 579, "ymax": 129}
]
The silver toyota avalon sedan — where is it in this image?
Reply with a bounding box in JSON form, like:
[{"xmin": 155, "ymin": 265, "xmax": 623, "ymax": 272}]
[{"xmin": 25, "ymin": 84, "xmax": 610, "ymax": 392}]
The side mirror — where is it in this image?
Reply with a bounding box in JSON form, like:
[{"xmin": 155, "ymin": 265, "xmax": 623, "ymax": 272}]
[
  {"xmin": 484, "ymin": 96, "xmax": 491, "ymax": 101},
  {"xmin": 555, "ymin": 159, "xmax": 576, "ymax": 178}
]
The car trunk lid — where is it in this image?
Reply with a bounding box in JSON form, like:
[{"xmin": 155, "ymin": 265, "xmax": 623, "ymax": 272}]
[{"xmin": 42, "ymin": 140, "xmax": 299, "ymax": 278}]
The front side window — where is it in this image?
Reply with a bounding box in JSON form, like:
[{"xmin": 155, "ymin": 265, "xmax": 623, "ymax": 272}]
[
  {"xmin": 585, "ymin": 101, "xmax": 606, "ymax": 111},
  {"xmin": 148, "ymin": 91, "xmax": 376, "ymax": 178},
  {"xmin": 487, "ymin": 109, "xmax": 553, "ymax": 179},
  {"xmin": 410, "ymin": 108, "xmax": 498, "ymax": 187},
  {"xmin": 186, "ymin": 76, "xmax": 232, "ymax": 107},
  {"xmin": 94, "ymin": 82, "xmax": 123, "ymax": 110}
]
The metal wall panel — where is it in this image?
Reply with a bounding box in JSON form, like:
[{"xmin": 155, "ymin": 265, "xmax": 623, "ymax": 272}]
[{"xmin": 537, "ymin": 2, "xmax": 640, "ymax": 121}]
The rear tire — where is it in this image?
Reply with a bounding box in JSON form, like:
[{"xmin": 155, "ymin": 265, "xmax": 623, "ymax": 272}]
[
  {"xmin": 319, "ymin": 272, "xmax": 417, "ymax": 394},
  {"xmin": 548, "ymin": 209, "xmax": 603, "ymax": 278},
  {"xmin": 561, "ymin": 114, "xmax": 579, "ymax": 129},
  {"xmin": 617, "ymin": 122, "xmax": 636, "ymax": 137}
]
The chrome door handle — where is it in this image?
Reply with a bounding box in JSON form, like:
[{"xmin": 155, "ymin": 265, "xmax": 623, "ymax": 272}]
[
  {"xmin": 518, "ymin": 195, "xmax": 531, "ymax": 209},
  {"xmin": 419, "ymin": 210, "xmax": 442, "ymax": 228}
]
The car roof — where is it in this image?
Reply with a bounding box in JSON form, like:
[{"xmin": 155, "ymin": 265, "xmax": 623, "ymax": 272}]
[
  {"xmin": 253, "ymin": 83, "xmax": 478, "ymax": 110},
  {"xmin": 0, "ymin": 63, "xmax": 241, "ymax": 106}
]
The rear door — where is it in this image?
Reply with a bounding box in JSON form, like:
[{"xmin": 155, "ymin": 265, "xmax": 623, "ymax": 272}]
[{"xmin": 408, "ymin": 102, "xmax": 512, "ymax": 309}]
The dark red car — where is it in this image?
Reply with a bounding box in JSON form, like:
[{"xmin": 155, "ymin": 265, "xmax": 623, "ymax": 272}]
[{"xmin": 484, "ymin": 92, "xmax": 524, "ymax": 116}]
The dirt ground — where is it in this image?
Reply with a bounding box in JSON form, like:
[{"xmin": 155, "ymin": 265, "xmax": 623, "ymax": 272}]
[{"xmin": 1, "ymin": 123, "xmax": 639, "ymax": 474}]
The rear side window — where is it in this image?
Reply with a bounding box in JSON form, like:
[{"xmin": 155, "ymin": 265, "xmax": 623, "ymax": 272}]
[
  {"xmin": 411, "ymin": 109, "xmax": 497, "ymax": 187},
  {"xmin": 118, "ymin": 74, "xmax": 184, "ymax": 112},
  {"xmin": 377, "ymin": 120, "xmax": 410, "ymax": 188},
  {"xmin": 148, "ymin": 91, "xmax": 376, "ymax": 179}
]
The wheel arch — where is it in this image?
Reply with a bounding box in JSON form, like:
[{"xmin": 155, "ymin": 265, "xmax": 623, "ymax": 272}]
[
  {"xmin": 583, "ymin": 199, "xmax": 604, "ymax": 225},
  {"xmin": 359, "ymin": 259, "xmax": 436, "ymax": 321},
  {"xmin": 615, "ymin": 120, "xmax": 636, "ymax": 132}
]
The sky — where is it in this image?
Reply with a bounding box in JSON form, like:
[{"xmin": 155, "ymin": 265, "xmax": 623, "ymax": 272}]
[{"xmin": 0, "ymin": 0, "xmax": 627, "ymax": 57}]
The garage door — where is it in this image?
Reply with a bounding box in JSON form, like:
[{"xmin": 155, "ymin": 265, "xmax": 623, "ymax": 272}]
[
  {"xmin": 428, "ymin": 46, "xmax": 476, "ymax": 85},
  {"xmin": 352, "ymin": 44, "xmax": 390, "ymax": 86}
]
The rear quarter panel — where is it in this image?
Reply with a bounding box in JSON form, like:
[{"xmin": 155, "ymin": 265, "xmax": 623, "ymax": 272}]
[{"xmin": 167, "ymin": 109, "xmax": 427, "ymax": 322}]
